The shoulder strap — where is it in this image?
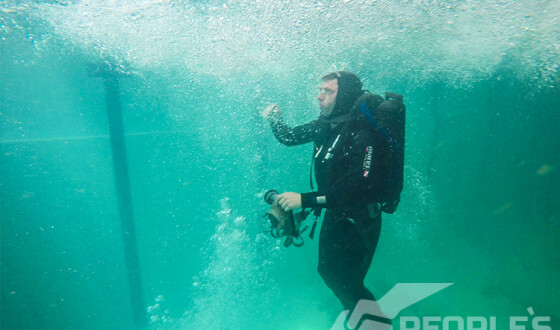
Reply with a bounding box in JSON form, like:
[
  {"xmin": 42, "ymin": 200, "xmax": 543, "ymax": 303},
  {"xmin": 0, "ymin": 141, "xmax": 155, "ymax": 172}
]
[
  {"xmin": 309, "ymin": 152, "xmax": 315, "ymax": 190},
  {"xmin": 358, "ymin": 102, "xmax": 401, "ymax": 153}
]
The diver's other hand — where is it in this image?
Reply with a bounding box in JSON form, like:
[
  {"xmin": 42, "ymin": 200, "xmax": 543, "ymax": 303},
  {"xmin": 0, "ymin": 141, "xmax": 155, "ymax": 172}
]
[
  {"xmin": 277, "ymin": 192, "xmax": 302, "ymax": 211},
  {"xmin": 262, "ymin": 103, "xmax": 281, "ymax": 119}
]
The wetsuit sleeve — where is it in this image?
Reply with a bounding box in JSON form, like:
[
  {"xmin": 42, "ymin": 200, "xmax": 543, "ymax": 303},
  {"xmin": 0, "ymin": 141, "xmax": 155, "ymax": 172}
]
[
  {"xmin": 269, "ymin": 116, "xmax": 317, "ymax": 146},
  {"xmin": 301, "ymin": 128, "xmax": 385, "ymax": 210}
]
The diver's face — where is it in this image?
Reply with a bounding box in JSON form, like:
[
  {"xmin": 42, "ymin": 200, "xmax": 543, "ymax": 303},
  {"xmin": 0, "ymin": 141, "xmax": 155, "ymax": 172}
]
[{"xmin": 317, "ymin": 79, "xmax": 338, "ymax": 117}]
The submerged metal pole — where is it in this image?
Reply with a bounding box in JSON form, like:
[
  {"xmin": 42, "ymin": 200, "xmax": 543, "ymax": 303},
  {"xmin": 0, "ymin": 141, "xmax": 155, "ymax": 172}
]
[{"xmin": 89, "ymin": 63, "xmax": 147, "ymax": 328}]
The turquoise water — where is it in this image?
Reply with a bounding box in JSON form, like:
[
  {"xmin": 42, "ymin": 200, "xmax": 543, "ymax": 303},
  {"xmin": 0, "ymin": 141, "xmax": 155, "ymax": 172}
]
[{"xmin": 1, "ymin": 1, "xmax": 559, "ymax": 329}]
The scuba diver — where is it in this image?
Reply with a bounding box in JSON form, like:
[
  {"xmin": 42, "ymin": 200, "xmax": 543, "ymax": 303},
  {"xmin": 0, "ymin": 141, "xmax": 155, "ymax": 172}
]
[{"xmin": 262, "ymin": 71, "xmax": 405, "ymax": 314}]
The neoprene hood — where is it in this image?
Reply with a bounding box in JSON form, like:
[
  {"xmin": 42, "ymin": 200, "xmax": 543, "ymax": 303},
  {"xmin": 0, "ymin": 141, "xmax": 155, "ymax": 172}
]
[{"xmin": 325, "ymin": 71, "xmax": 363, "ymax": 119}]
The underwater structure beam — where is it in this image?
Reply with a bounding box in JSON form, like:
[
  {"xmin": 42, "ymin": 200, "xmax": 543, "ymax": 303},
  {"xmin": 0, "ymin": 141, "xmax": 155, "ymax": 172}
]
[{"xmin": 90, "ymin": 63, "xmax": 147, "ymax": 328}]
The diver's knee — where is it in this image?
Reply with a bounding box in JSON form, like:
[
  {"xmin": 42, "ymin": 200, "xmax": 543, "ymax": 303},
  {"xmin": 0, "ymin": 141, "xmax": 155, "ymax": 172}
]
[{"xmin": 318, "ymin": 263, "xmax": 344, "ymax": 290}]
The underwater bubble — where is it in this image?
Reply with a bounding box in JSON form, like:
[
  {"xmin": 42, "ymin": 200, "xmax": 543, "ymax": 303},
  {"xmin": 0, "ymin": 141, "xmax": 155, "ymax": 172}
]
[
  {"xmin": 233, "ymin": 215, "xmax": 246, "ymax": 227},
  {"xmin": 29, "ymin": 0, "xmax": 559, "ymax": 86}
]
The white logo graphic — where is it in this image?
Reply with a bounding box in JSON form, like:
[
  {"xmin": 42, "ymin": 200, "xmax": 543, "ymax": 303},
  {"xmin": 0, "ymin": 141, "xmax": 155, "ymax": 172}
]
[
  {"xmin": 362, "ymin": 146, "xmax": 373, "ymax": 177},
  {"xmin": 331, "ymin": 283, "xmax": 453, "ymax": 330}
]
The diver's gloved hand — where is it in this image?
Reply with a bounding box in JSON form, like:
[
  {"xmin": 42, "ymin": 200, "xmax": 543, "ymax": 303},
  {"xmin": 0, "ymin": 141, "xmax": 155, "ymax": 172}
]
[
  {"xmin": 276, "ymin": 192, "xmax": 302, "ymax": 211},
  {"xmin": 262, "ymin": 103, "xmax": 282, "ymax": 120}
]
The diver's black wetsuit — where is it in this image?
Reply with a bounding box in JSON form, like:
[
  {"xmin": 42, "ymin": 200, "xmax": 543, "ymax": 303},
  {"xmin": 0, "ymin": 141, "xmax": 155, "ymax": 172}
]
[{"xmin": 269, "ymin": 115, "xmax": 386, "ymax": 311}]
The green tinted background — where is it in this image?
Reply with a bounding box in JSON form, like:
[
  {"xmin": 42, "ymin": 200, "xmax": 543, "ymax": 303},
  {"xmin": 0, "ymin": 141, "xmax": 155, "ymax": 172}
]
[{"xmin": 1, "ymin": 1, "xmax": 558, "ymax": 329}]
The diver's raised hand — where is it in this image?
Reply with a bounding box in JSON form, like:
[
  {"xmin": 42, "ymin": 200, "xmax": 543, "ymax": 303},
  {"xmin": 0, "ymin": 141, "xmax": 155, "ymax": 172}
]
[
  {"xmin": 276, "ymin": 192, "xmax": 302, "ymax": 211},
  {"xmin": 262, "ymin": 103, "xmax": 282, "ymax": 119}
]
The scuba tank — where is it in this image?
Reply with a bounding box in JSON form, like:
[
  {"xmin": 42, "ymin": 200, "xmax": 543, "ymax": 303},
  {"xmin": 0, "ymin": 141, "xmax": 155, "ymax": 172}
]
[{"xmin": 355, "ymin": 91, "xmax": 406, "ymax": 214}]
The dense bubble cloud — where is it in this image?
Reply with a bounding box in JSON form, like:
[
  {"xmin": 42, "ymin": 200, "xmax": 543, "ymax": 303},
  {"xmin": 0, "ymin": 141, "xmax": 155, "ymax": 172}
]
[{"xmin": 1, "ymin": 0, "xmax": 555, "ymax": 85}]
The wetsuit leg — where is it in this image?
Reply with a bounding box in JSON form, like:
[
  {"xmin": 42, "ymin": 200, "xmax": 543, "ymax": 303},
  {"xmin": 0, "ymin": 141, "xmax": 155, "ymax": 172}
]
[{"xmin": 317, "ymin": 209, "xmax": 382, "ymax": 311}]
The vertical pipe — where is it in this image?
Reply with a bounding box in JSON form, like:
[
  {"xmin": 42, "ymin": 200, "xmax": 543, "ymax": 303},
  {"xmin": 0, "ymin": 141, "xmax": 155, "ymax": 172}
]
[{"xmin": 91, "ymin": 64, "xmax": 147, "ymax": 328}]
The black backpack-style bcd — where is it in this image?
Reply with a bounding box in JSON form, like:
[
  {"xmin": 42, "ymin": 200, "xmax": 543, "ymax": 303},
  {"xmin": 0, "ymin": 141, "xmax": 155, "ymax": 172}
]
[{"xmin": 354, "ymin": 91, "xmax": 406, "ymax": 214}]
